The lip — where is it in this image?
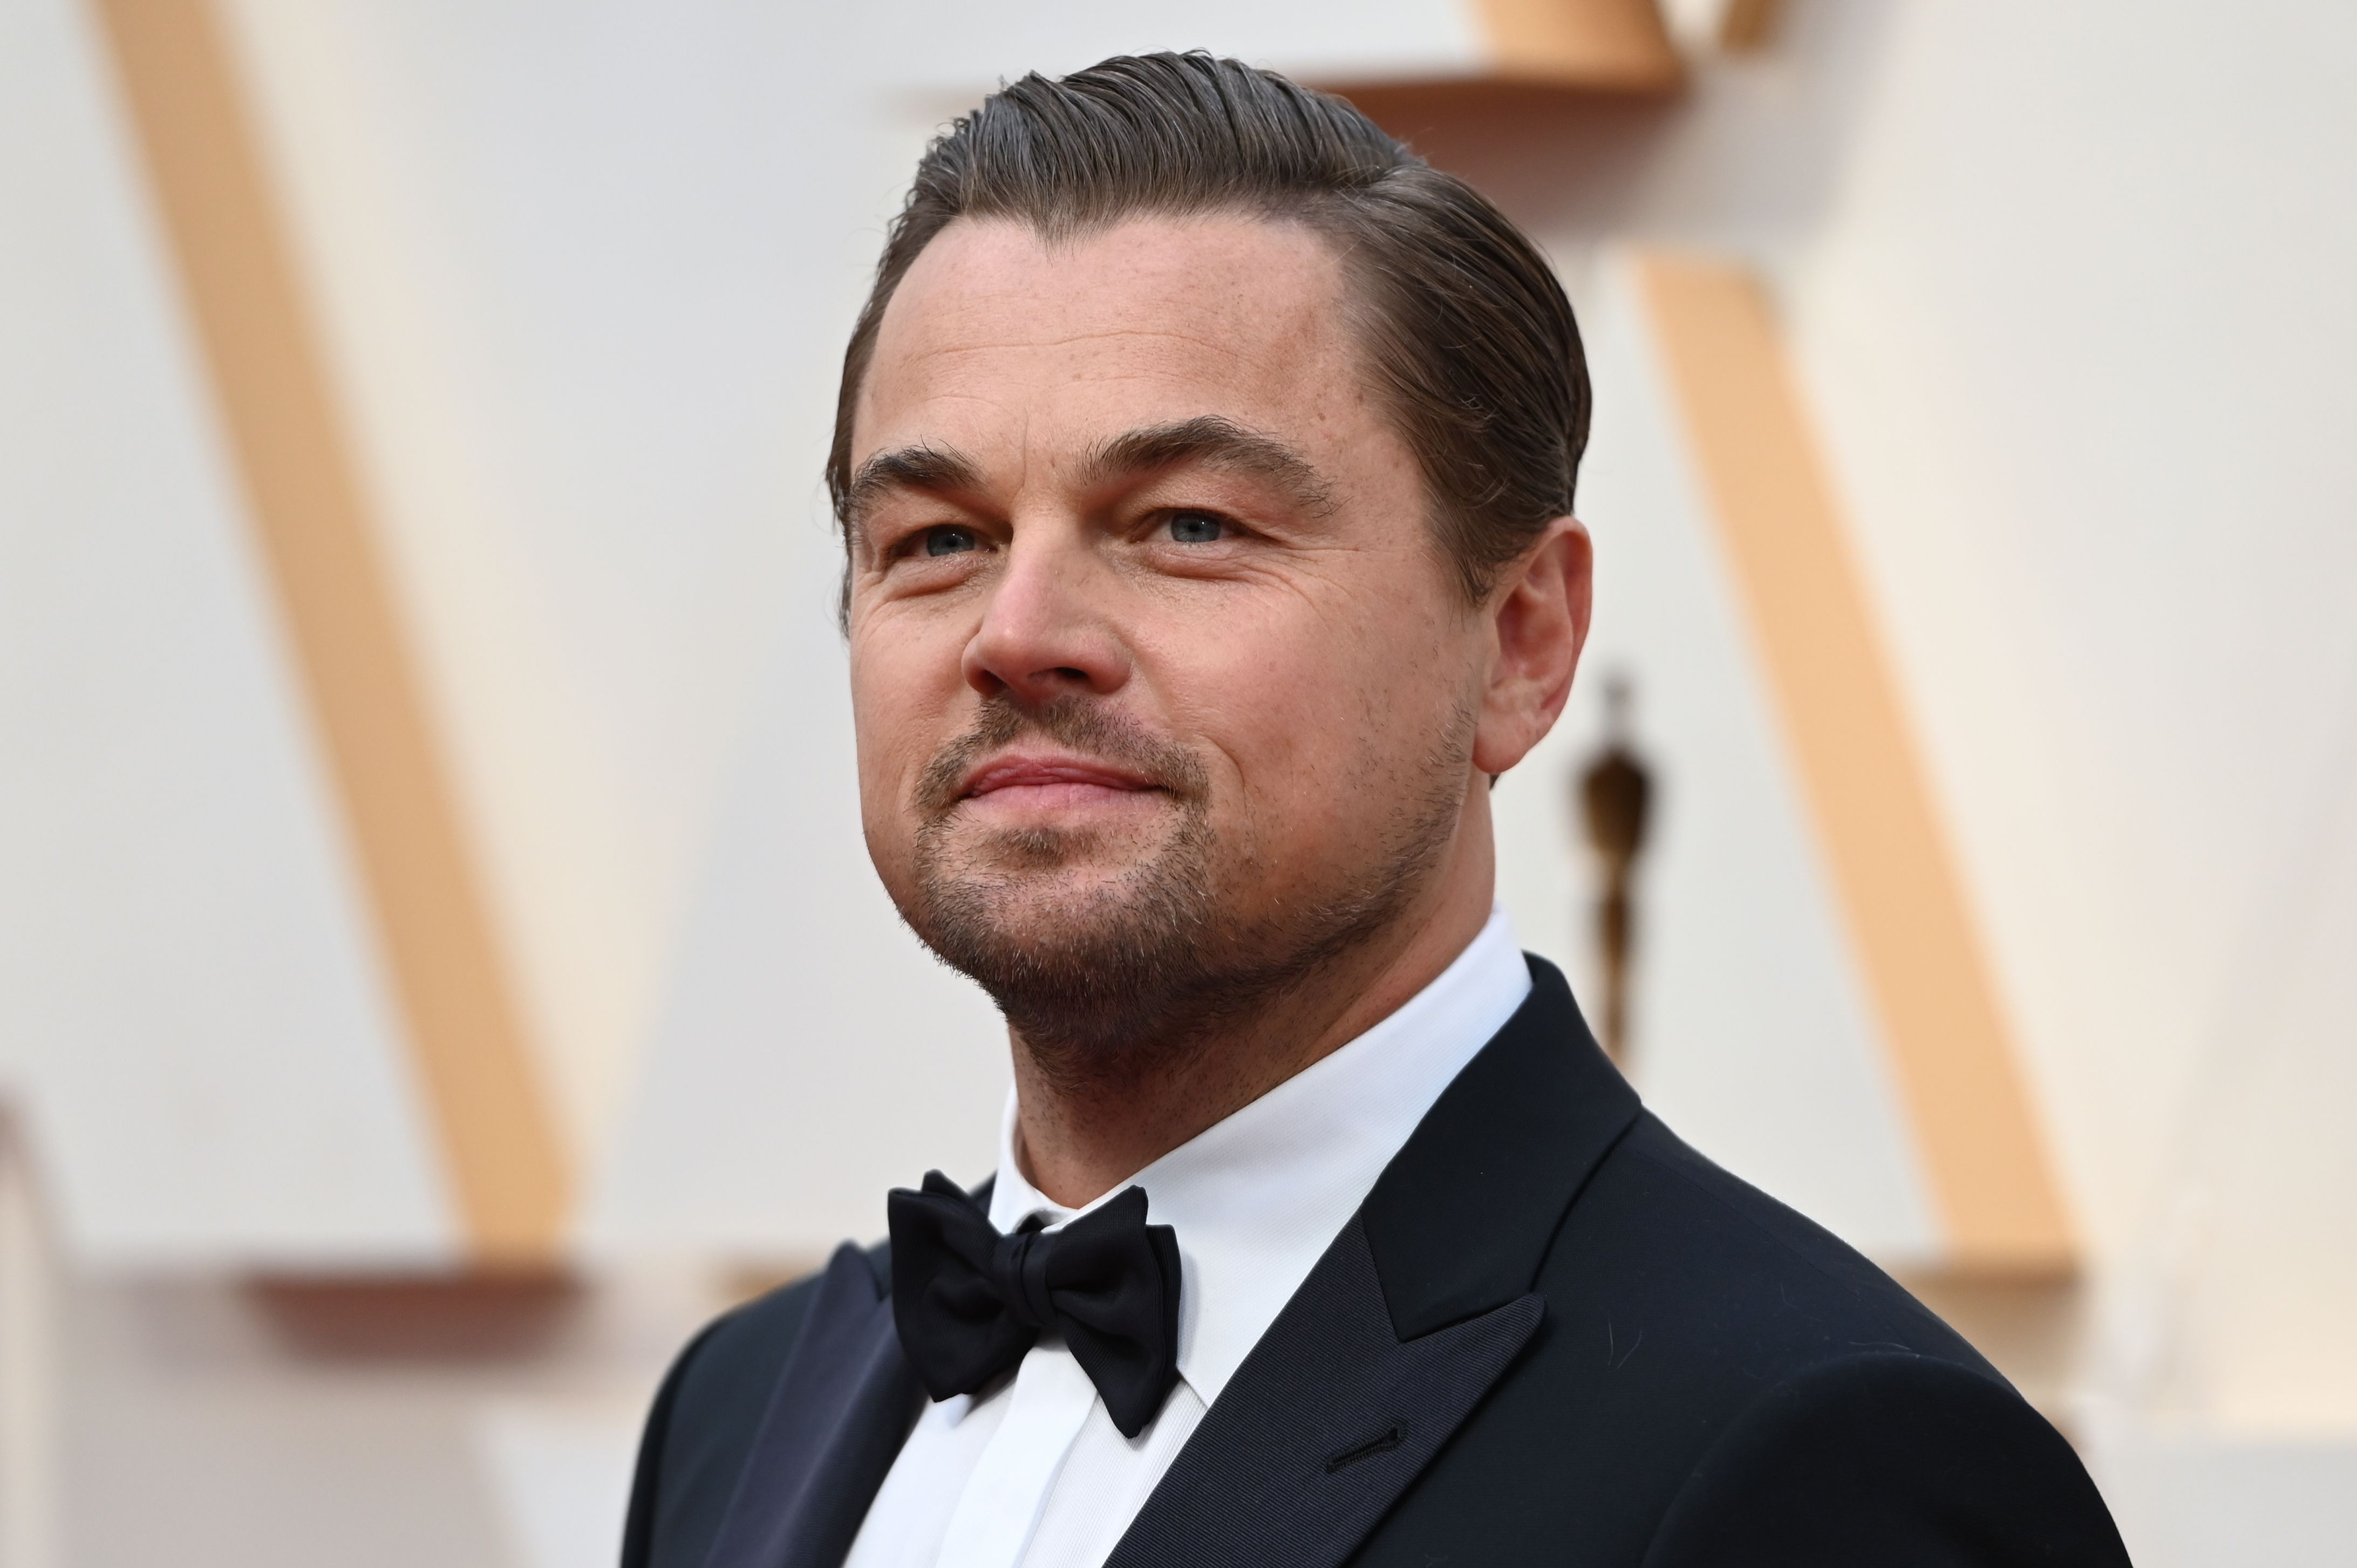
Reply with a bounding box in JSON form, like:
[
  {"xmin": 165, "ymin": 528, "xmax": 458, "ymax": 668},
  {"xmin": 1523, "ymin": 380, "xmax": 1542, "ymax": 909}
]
[{"xmin": 958, "ymin": 751, "xmax": 1161, "ymax": 801}]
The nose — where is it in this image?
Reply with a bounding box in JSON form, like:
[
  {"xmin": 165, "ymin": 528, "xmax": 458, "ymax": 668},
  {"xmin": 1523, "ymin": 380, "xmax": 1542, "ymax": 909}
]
[{"xmin": 961, "ymin": 534, "xmax": 1132, "ymax": 704}]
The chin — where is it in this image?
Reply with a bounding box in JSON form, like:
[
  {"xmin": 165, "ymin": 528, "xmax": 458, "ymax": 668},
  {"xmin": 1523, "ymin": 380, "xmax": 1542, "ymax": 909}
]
[
  {"xmin": 902, "ymin": 817, "xmax": 1222, "ymax": 1049},
  {"xmin": 928, "ymin": 854, "xmax": 1193, "ymax": 952},
  {"xmin": 916, "ymin": 807, "xmax": 1180, "ymax": 890}
]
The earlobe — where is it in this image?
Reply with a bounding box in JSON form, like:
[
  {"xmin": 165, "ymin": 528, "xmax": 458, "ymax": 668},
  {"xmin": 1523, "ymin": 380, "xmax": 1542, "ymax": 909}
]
[{"xmin": 1471, "ymin": 517, "xmax": 1591, "ymax": 777}]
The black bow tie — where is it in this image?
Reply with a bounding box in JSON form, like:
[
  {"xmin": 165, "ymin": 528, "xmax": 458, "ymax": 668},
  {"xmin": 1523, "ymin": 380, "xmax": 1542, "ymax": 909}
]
[{"xmin": 886, "ymin": 1170, "xmax": 1182, "ymax": 1439}]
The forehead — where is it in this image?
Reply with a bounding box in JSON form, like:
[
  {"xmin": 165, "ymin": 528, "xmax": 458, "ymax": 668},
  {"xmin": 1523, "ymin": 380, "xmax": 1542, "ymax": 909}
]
[{"xmin": 853, "ymin": 215, "xmax": 1373, "ymax": 474}]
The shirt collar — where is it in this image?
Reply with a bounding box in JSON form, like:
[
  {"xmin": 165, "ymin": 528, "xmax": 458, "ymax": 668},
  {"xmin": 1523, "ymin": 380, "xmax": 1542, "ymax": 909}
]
[{"xmin": 985, "ymin": 906, "xmax": 1532, "ymax": 1406}]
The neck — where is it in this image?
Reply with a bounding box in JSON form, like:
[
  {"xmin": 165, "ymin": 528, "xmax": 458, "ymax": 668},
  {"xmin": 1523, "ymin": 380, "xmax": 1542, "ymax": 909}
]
[{"xmin": 1009, "ymin": 816, "xmax": 1496, "ymax": 1208}]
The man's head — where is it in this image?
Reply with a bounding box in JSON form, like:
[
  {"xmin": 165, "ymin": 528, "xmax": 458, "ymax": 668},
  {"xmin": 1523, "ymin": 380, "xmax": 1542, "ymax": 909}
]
[{"xmin": 836, "ymin": 53, "xmax": 1592, "ymax": 1072}]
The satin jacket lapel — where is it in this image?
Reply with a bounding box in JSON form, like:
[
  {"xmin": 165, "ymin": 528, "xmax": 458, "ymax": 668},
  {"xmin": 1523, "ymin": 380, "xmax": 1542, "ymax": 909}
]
[
  {"xmin": 704, "ymin": 1243, "xmax": 923, "ymax": 1568},
  {"xmin": 1103, "ymin": 1216, "xmax": 1541, "ymax": 1568},
  {"xmin": 1105, "ymin": 957, "xmax": 1639, "ymax": 1568}
]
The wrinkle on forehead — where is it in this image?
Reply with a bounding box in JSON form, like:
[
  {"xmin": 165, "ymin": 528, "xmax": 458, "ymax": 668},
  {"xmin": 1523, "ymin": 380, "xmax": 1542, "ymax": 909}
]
[
  {"xmin": 850, "ymin": 213, "xmax": 1393, "ymax": 505},
  {"xmin": 868, "ymin": 216, "xmax": 1348, "ymax": 367},
  {"xmin": 903, "ymin": 326, "xmax": 1252, "ymax": 362}
]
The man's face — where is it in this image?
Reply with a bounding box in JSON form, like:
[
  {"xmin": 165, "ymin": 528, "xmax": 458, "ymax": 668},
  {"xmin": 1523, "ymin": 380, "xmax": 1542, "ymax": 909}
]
[{"xmin": 844, "ymin": 215, "xmax": 1497, "ymax": 1055}]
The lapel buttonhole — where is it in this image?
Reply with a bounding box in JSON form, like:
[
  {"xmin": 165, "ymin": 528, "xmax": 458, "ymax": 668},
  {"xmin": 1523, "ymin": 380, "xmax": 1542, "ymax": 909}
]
[{"xmin": 1324, "ymin": 1423, "xmax": 1407, "ymax": 1474}]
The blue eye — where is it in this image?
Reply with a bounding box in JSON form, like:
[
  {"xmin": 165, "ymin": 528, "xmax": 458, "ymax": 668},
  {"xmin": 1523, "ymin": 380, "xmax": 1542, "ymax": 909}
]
[
  {"xmin": 1167, "ymin": 511, "xmax": 1225, "ymax": 544},
  {"xmin": 923, "ymin": 526, "xmax": 978, "ymax": 557}
]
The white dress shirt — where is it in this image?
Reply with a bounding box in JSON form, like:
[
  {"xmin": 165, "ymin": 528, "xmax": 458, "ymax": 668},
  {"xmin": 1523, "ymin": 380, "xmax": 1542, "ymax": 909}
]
[{"xmin": 841, "ymin": 908, "xmax": 1533, "ymax": 1568}]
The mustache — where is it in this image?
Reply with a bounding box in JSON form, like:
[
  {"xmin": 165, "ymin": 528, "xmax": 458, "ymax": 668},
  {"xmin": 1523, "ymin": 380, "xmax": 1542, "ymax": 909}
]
[{"xmin": 914, "ymin": 697, "xmax": 1208, "ymax": 816}]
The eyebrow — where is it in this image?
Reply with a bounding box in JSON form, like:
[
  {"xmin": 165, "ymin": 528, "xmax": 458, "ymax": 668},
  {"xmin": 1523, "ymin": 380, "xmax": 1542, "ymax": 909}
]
[
  {"xmin": 1080, "ymin": 415, "xmax": 1337, "ymax": 516},
  {"xmin": 842, "ymin": 415, "xmax": 1337, "ymax": 542},
  {"xmin": 843, "ymin": 442, "xmax": 985, "ymax": 538}
]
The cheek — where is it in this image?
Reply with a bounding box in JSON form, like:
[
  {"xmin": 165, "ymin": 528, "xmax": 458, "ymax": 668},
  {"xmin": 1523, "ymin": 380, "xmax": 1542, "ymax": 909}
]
[
  {"xmin": 1169, "ymin": 595, "xmax": 1436, "ymax": 828},
  {"xmin": 848, "ymin": 619, "xmax": 956, "ymax": 814},
  {"xmin": 1271, "ymin": 597, "xmax": 1475, "ymax": 804}
]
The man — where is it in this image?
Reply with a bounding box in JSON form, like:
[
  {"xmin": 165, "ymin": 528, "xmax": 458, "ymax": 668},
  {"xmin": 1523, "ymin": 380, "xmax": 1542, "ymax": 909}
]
[{"xmin": 623, "ymin": 53, "xmax": 2129, "ymax": 1568}]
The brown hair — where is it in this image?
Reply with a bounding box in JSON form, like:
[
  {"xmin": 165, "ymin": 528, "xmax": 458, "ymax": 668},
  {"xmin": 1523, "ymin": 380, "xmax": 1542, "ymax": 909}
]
[{"xmin": 827, "ymin": 51, "xmax": 1590, "ymax": 602}]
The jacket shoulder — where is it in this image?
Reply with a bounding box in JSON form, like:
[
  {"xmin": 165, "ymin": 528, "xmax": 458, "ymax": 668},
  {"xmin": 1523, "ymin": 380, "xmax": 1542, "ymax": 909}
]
[
  {"xmin": 1358, "ymin": 1113, "xmax": 2093, "ymax": 1566},
  {"xmin": 621, "ymin": 1242, "xmax": 890, "ymax": 1568},
  {"xmin": 1641, "ymin": 1352, "xmax": 2129, "ymax": 1566},
  {"xmin": 1576, "ymin": 1113, "xmax": 1995, "ymax": 1373},
  {"xmin": 1590, "ymin": 1130, "xmax": 2129, "ymax": 1562}
]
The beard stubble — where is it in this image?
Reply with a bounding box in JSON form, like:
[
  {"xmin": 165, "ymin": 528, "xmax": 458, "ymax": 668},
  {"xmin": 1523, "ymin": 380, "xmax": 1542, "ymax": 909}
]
[{"xmin": 896, "ymin": 693, "xmax": 1472, "ymax": 1093}]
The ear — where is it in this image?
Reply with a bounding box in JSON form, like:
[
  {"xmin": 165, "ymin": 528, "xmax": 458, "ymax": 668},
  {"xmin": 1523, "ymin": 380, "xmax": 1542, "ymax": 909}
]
[{"xmin": 1472, "ymin": 516, "xmax": 1591, "ymax": 777}]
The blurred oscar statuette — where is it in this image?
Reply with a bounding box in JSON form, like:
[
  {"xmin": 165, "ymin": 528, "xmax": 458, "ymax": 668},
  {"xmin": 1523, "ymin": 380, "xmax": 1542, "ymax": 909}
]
[{"xmin": 1575, "ymin": 675, "xmax": 1654, "ymax": 1068}]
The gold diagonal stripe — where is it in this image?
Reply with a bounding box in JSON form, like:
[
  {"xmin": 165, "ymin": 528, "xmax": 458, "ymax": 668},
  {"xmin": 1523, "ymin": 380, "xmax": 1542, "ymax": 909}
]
[
  {"xmin": 90, "ymin": 0, "xmax": 570, "ymax": 1263},
  {"xmin": 1635, "ymin": 252, "xmax": 2074, "ymax": 1273},
  {"xmin": 1468, "ymin": 0, "xmax": 1684, "ymax": 89}
]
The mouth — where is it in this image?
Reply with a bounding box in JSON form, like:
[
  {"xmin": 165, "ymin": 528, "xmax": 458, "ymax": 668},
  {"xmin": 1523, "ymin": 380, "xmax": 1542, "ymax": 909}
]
[{"xmin": 955, "ymin": 751, "xmax": 1166, "ymax": 815}]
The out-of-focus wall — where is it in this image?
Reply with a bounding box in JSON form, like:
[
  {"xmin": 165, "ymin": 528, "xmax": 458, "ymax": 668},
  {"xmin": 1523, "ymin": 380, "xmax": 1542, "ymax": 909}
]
[
  {"xmin": 1776, "ymin": 2, "xmax": 2357, "ymax": 1433},
  {"xmin": 0, "ymin": 0, "xmax": 450, "ymax": 1265},
  {"xmin": 3, "ymin": 2, "xmax": 2354, "ymax": 1565}
]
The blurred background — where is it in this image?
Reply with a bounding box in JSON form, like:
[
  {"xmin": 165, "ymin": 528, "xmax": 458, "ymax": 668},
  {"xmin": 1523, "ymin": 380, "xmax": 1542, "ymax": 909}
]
[{"xmin": 3, "ymin": 1, "xmax": 2354, "ymax": 1563}]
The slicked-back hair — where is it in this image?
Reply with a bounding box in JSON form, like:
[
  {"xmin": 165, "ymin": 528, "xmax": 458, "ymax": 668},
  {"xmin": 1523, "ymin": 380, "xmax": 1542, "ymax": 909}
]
[{"xmin": 827, "ymin": 51, "xmax": 1590, "ymax": 604}]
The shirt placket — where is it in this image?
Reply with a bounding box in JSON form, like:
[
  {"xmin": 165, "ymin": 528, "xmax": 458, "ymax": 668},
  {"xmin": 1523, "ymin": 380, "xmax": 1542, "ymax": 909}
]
[{"xmin": 931, "ymin": 1339, "xmax": 1098, "ymax": 1568}]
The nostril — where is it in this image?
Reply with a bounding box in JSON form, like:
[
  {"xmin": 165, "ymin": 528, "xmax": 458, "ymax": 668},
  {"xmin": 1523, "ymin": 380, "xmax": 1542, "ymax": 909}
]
[{"xmin": 1052, "ymin": 667, "xmax": 1088, "ymax": 682}]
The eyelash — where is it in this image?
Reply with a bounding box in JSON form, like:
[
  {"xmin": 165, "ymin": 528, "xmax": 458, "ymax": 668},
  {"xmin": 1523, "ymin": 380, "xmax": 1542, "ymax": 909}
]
[
  {"xmin": 885, "ymin": 523, "xmax": 982, "ymax": 563},
  {"xmin": 1151, "ymin": 507, "xmax": 1249, "ymax": 547},
  {"xmin": 881, "ymin": 507, "xmax": 1251, "ymax": 566}
]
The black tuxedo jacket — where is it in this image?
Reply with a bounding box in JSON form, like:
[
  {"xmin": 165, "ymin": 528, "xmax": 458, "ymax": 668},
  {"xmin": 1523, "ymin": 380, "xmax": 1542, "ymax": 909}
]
[{"xmin": 623, "ymin": 958, "xmax": 2130, "ymax": 1567}]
